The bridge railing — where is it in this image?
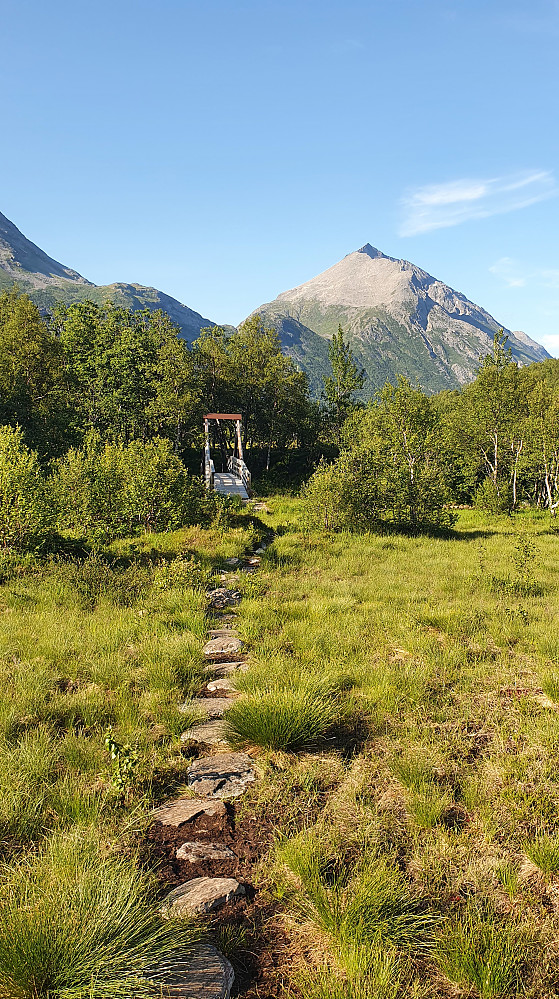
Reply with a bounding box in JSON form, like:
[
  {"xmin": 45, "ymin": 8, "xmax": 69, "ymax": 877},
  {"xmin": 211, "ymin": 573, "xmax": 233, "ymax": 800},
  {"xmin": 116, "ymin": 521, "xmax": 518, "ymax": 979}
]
[{"xmin": 228, "ymin": 455, "xmax": 251, "ymax": 493}]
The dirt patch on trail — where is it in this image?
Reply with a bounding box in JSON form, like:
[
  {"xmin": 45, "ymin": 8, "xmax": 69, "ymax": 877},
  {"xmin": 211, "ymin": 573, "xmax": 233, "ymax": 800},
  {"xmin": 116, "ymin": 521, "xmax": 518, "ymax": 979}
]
[
  {"xmin": 145, "ymin": 803, "xmax": 292, "ymax": 997},
  {"xmin": 146, "ymin": 807, "xmax": 277, "ymax": 888}
]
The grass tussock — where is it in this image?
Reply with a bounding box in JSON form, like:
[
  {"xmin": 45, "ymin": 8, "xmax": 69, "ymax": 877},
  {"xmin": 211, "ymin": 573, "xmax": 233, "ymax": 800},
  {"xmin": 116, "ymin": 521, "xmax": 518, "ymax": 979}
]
[
  {"xmin": 275, "ymin": 831, "xmax": 439, "ymax": 959},
  {"xmin": 0, "ymin": 829, "xmax": 198, "ymax": 999},
  {"xmin": 436, "ymin": 904, "xmax": 531, "ymax": 998},
  {"xmin": 225, "ymin": 684, "xmax": 342, "ymax": 751}
]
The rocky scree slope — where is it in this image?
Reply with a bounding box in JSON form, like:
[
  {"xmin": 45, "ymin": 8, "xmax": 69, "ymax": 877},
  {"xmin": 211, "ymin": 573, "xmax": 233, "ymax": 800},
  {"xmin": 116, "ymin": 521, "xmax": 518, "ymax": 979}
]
[
  {"xmin": 250, "ymin": 243, "xmax": 550, "ymax": 396},
  {"xmin": 0, "ymin": 211, "xmax": 215, "ymax": 342}
]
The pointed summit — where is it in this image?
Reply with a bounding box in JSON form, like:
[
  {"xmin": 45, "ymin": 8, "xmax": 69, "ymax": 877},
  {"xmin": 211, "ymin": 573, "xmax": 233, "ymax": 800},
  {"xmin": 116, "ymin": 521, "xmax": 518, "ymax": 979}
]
[
  {"xmin": 250, "ymin": 244, "xmax": 550, "ymax": 397},
  {"xmin": 356, "ymin": 243, "xmax": 385, "ymax": 259}
]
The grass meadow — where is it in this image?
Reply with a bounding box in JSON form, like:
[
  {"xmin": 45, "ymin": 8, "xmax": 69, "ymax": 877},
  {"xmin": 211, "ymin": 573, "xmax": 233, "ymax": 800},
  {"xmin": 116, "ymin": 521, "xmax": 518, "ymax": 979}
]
[{"xmin": 2, "ymin": 499, "xmax": 559, "ymax": 996}]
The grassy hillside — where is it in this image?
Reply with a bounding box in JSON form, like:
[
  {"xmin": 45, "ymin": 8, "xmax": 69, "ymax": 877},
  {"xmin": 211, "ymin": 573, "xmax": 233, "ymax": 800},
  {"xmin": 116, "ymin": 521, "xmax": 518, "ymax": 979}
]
[{"xmin": 2, "ymin": 503, "xmax": 559, "ymax": 996}]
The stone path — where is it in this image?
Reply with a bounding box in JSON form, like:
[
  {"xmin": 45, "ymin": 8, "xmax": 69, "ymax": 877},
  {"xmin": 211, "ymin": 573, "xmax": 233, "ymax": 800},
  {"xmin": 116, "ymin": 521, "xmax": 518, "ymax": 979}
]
[
  {"xmin": 151, "ymin": 532, "xmax": 271, "ymax": 999},
  {"xmin": 148, "ymin": 945, "xmax": 234, "ymax": 999}
]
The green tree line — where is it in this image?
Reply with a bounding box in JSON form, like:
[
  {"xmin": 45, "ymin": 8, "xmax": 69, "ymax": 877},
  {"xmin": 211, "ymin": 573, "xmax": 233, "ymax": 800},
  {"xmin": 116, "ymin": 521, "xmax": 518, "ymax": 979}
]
[{"xmin": 4, "ymin": 287, "xmax": 559, "ymax": 543}]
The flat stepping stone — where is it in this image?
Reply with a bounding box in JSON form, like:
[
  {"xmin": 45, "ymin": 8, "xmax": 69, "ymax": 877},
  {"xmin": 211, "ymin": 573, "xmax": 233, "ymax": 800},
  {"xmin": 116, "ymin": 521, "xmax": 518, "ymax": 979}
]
[
  {"xmin": 181, "ymin": 720, "xmax": 229, "ymax": 746},
  {"xmin": 224, "ymin": 557, "xmax": 241, "ymax": 568},
  {"xmin": 203, "ymin": 636, "xmax": 243, "ymax": 659},
  {"xmin": 162, "ymin": 877, "xmax": 245, "ymax": 916},
  {"xmin": 206, "ymin": 588, "xmax": 241, "ymax": 610},
  {"xmin": 204, "ymin": 661, "xmax": 248, "ymax": 675},
  {"xmin": 187, "ymin": 752, "xmax": 256, "ymax": 799},
  {"xmin": 183, "ymin": 698, "xmax": 234, "ymax": 719},
  {"xmin": 207, "ymin": 678, "xmax": 238, "ymax": 694},
  {"xmin": 208, "ymin": 628, "xmax": 239, "ymax": 639},
  {"xmin": 148, "ymin": 943, "xmax": 233, "ymax": 999},
  {"xmin": 151, "ymin": 797, "xmax": 227, "ymax": 827},
  {"xmin": 176, "ymin": 840, "xmax": 236, "ymax": 862}
]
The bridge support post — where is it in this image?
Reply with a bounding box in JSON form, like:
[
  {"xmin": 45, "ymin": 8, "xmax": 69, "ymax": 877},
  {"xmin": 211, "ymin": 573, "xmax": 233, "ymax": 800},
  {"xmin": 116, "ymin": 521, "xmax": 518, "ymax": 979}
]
[{"xmin": 235, "ymin": 419, "xmax": 244, "ymax": 462}]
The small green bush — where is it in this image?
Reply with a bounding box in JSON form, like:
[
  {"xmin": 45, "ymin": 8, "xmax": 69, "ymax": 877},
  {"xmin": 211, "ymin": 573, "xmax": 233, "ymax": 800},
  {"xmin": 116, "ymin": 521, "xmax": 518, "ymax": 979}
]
[
  {"xmin": 0, "ymin": 829, "xmax": 197, "ymax": 999},
  {"xmin": 0, "ymin": 425, "xmax": 55, "ymax": 551},
  {"xmin": 52, "ymin": 554, "xmax": 151, "ymax": 608},
  {"xmin": 225, "ymin": 685, "xmax": 340, "ymax": 751},
  {"xmin": 153, "ymin": 555, "xmax": 215, "ymax": 592},
  {"xmin": 475, "ymin": 477, "xmax": 513, "ymax": 514}
]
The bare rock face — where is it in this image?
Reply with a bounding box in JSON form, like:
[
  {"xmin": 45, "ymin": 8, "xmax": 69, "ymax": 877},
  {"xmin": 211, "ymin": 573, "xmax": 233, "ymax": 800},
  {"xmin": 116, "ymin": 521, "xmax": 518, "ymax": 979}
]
[
  {"xmin": 203, "ymin": 636, "xmax": 243, "ymax": 659},
  {"xmin": 148, "ymin": 943, "xmax": 234, "ymax": 999},
  {"xmin": 176, "ymin": 840, "xmax": 236, "ymax": 862},
  {"xmin": 162, "ymin": 877, "xmax": 245, "ymax": 916},
  {"xmin": 180, "ymin": 720, "xmax": 229, "ymax": 746},
  {"xmin": 187, "ymin": 752, "xmax": 256, "ymax": 799},
  {"xmin": 249, "ymin": 243, "xmax": 550, "ymax": 397},
  {"xmin": 151, "ymin": 797, "xmax": 227, "ymax": 827},
  {"xmin": 183, "ymin": 698, "xmax": 234, "ymax": 719}
]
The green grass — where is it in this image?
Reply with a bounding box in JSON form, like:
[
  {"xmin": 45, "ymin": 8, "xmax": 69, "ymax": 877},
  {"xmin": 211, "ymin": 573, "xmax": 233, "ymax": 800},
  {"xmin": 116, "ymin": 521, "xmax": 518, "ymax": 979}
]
[
  {"xmin": 225, "ymin": 683, "xmax": 342, "ymax": 751},
  {"xmin": 275, "ymin": 831, "xmax": 439, "ymax": 960},
  {"xmin": 0, "ymin": 828, "xmax": 198, "ymax": 999},
  {"xmin": 4, "ymin": 500, "xmax": 559, "ymax": 996},
  {"xmin": 436, "ymin": 905, "xmax": 530, "ymax": 998},
  {"xmin": 525, "ymin": 834, "xmax": 559, "ymax": 875}
]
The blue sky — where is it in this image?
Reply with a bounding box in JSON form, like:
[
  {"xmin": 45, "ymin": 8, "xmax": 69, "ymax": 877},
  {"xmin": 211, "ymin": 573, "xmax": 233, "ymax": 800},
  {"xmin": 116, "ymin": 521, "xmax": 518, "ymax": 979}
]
[{"xmin": 2, "ymin": 0, "xmax": 559, "ymax": 352}]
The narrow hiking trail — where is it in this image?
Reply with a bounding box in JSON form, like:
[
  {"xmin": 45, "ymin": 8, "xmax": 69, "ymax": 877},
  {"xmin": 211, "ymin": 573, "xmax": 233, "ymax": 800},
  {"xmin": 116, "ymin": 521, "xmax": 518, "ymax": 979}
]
[{"xmin": 146, "ymin": 513, "xmax": 283, "ymax": 999}]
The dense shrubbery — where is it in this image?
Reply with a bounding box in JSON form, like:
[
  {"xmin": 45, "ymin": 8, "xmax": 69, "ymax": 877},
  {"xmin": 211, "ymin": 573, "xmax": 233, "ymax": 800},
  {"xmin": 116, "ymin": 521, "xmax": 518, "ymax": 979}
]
[
  {"xmin": 0, "ymin": 426, "xmax": 55, "ymax": 550},
  {"xmin": 54, "ymin": 435, "xmax": 208, "ymax": 542},
  {"xmin": 303, "ymin": 378, "xmax": 456, "ymax": 533}
]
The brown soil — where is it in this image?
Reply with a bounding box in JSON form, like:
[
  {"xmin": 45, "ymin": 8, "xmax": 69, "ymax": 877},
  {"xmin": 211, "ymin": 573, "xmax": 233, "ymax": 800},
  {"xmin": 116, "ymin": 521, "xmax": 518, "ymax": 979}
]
[{"xmin": 145, "ymin": 800, "xmax": 288, "ymax": 997}]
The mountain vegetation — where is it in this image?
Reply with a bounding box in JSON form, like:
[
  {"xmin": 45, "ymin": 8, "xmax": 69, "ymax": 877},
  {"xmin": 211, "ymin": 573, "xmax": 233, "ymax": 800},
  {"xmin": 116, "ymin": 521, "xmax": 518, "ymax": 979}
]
[{"xmin": 0, "ymin": 211, "xmax": 215, "ymax": 341}]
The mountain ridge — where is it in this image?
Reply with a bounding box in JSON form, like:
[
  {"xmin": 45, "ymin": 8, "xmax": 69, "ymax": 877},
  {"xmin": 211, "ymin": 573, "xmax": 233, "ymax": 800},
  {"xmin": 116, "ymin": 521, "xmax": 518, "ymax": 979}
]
[
  {"xmin": 0, "ymin": 211, "xmax": 215, "ymax": 341},
  {"xmin": 0, "ymin": 210, "xmax": 550, "ymax": 396}
]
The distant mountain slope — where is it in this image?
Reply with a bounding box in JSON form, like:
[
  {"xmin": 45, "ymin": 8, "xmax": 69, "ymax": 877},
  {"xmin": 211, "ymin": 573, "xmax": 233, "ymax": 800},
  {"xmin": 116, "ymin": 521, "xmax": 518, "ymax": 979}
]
[
  {"xmin": 251, "ymin": 244, "xmax": 550, "ymax": 396},
  {"xmin": 0, "ymin": 211, "xmax": 215, "ymax": 342}
]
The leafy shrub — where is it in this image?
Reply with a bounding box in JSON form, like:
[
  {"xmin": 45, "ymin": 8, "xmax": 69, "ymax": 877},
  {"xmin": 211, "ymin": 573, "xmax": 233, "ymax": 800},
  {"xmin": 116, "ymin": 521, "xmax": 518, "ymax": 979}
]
[
  {"xmin": 54, "ymin": 435, "xmax": 207, "ymax": 542},
  {"xmin": 302, "ymin": 380, "xmax": 456, "ymax": 534},
  {"xmin": 437, "ymin": 904, "xmax": 529, "ymax": 998},
  {"xmin": 489, "ymin": 533, "xmax": 542, "ymax": 597},
  {"xmin": 0, "ymin": 425, "xmax": 55, "ymax": 551},
  {"xmin": 474, "ymin": 477, "xmax": 514, "ymax": 514},
  {"xmin": 104, "ymin": 726, "xmax": 140, "ymax": 798},
  {"xmin": 53, "ymin": 554, "xmax": 150, "ymax": 608},
  {"xmin": 225, "ymin": 685, "xmax": 340, "ymax": 751},
  {"xmin": 153, "ymin": 555, "xmax": 215, "ymax": 592},
  {"xmin": 0, "ymin": 829, "xmax": 197, "ymax": 999},
  {"xmin": 301, "ymin": 459, "xmax": 348, "ymax": 532}
]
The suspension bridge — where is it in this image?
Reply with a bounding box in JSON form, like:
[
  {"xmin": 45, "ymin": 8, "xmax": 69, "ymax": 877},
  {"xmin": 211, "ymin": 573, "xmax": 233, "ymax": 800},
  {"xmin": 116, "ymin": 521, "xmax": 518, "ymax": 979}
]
[{"xmin": 203, "ymin": 413, "xmax": 252, "ymax": 501}]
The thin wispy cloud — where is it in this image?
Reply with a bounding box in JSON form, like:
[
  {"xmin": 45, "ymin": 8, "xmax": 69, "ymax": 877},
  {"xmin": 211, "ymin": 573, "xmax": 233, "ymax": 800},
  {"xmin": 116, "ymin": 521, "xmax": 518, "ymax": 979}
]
[
  {"xmin": 489, "ymin": 257, "xmax": 527, "ymax": 288},
  {"xmin": 400, "ymin": 170, "xmax": 556, "ymax": 237},
  {"xmin": 490, "ymin": 257, "xmax": 559, "ymax": 291}
]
